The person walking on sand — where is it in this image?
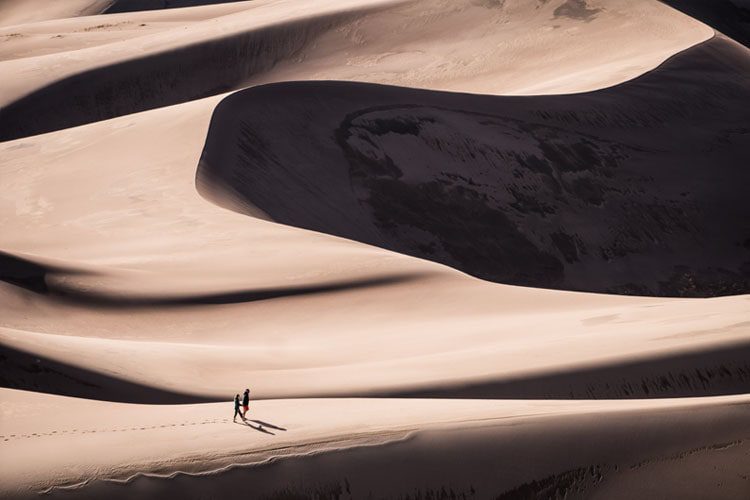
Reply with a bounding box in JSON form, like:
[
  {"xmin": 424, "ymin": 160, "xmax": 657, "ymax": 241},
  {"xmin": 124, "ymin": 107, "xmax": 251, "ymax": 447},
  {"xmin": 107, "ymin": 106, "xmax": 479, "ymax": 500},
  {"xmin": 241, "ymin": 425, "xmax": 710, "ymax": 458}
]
[
  {"xmin": 241, "ymin": 388, "xmax": 250, "ymax": 418},
  {"xmin": 233, "ymin": 394, "xmax": 243, "ymax": 422}
]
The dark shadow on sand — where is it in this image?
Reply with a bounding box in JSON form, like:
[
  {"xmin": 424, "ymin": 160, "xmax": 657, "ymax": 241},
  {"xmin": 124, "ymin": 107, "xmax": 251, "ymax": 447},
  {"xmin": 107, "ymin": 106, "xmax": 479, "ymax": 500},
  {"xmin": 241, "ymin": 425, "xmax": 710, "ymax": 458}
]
[
  {"xmin": 196, "ymin": 36, "xmax": 750, "ymax": 298},
  {"xmin": 249, "ymin": 420, "xmax": 287, "ymax": 431},
  {"xmin": 0, "ymin": 343, "xmax": 219, "ymax": 404},
  {"xmin": 104, "ymin": 0, "xmax": 250, "ymax": 14},
  {"xmin": 0, "ymin": 12, "xmax": 368, "ymax": 142},
  {"xmin": 235, "ymin": 420, "xmax": 275, "ymax": 435},
  {"xmin": 0, "ymin": 250, "xmax": 428, "ymax": 309},
  {"xmin": 381, "ymin": 341, "xmax": 750, "ymax": 400}
]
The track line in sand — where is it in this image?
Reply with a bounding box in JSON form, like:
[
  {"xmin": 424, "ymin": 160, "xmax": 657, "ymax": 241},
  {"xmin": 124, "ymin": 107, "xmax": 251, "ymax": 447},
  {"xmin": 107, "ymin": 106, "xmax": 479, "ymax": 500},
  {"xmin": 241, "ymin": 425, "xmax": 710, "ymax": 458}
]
[
  {"xmin": 0, "ymin": 418, "xmax": 229, "ymax": 443},
  {"xmin": 0, "ymin": 410, "xmax": 540, "ymax": 444}
]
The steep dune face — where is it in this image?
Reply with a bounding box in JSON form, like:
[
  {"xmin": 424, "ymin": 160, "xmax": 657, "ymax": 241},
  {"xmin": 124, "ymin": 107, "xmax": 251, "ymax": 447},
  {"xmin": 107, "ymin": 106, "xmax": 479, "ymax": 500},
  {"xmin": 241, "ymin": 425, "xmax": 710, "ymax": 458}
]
[
  {"xmin": 104, "ymin": 0, "xmax": 252, "ymax": 13},
  {"xmin": 1, "ymin": 0, "xmax": 749, "ymax": 498},
  {"xmin": 1, "ymin": 80, "xmax": 748, "ymax": 403},
  {"xmin": 198, "ymin": 36, "xmax": 750, "ymax": 297},
  {"xmin": 0, "ymin": 0, "xmax": 711, "ymax": 141}
]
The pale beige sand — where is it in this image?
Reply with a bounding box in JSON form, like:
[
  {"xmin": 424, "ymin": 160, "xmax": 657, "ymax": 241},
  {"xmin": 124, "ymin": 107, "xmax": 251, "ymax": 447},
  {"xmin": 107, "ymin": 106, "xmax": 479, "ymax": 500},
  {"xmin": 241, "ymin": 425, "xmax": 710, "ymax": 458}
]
[
  {"xmin": 1, "ymin": 70, "xmax": 748, "ymax": 400},
  {"xmin": 1, "ymin": 389, "xmax": 748, "ymax": 498},
  {"xmin": 0, "ymin": 0, "xmax": 713, "ymax": 140},
  {"xmin": 0, "ymin": 0, "xmax": 748, "ymax": 498},
  {"xmin": 0, "ymin": 0, "xmax": 112, "ymax": 28},
  {"xmin": 0, "ymin": 1, "xmax": 256, "ymax": 61}
]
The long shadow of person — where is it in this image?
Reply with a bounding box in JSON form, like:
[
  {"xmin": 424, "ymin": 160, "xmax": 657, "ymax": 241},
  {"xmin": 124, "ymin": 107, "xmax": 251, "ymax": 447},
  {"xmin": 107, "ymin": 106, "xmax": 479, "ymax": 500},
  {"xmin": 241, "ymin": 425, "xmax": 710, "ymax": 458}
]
[
  {"xmin": 249, "ymin": 420, "xmax": 287, "ymax": 431},
  {"xmin": 235, "ymin": 420, "xmax": 275, "ymax": 435}
]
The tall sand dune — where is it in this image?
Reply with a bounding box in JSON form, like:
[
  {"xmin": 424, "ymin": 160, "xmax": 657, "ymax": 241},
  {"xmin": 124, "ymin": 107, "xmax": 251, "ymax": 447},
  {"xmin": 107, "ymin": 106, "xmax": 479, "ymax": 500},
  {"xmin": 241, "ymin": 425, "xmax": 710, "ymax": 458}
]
[
  {"xmin": 0, "ymin": 68, "xmax": 748, "ymax": 401},
  {"xmin": 0, "ymin": 0, "xmax": 748, "ymax": 498},
  {"xmin": 198, "ymin": 35, "xmax": 750, "ymax": 297},
  {"xmin": 0, "ymin": 0, "xmax": 712, "ymax": 141},
  {"xmin": 1, "ymin": 390, "xmax": 749, "ymax": 498},
  {"xmin": 0, "ymin": 0, "xmax": 112, "ymax": 28},
  {"xmin": 661, "ymin": 0, "xmax": 750, "ymax": 47},
  {"xmin": 104, "ymin": 0, "xmax": 253, "ymax": 14}
]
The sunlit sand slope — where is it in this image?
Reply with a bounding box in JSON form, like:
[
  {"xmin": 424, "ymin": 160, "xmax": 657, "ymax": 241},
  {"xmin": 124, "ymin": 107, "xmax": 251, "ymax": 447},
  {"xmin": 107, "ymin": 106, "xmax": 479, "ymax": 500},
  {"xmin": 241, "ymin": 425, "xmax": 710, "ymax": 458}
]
[
  {"xmin": 0, "ymin": 37, "xmax": 747, "ymax": 404},
  {"xmin": 0, "ymin": 0, "xmax": 112, "ymax": 28},
  {"xmin": 0, "ymin": 1, "xmax": 748, "ymax": 499},
  {"xmin": 1, "ymin": 389, "xmax": 748, "ymax": 499},
  {"xmin": 0, "ymin": 0, "xmax": 712, "ymax": 140}
]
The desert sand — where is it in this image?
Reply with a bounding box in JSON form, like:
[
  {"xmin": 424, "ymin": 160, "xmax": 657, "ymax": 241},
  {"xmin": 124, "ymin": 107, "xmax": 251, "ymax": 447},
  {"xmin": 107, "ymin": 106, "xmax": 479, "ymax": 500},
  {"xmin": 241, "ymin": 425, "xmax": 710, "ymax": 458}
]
[{"xmin": 0, "ymin": 0, "xmax": 748, "ymax": 498}]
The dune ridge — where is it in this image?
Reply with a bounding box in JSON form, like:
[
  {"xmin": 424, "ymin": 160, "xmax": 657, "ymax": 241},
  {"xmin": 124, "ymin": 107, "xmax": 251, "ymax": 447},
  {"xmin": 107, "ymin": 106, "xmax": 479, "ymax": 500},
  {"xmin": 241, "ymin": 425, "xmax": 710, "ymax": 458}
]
[
  {"xmin": 197, "ymin": 35, "xmax": 750, "ymax": 297},
  {"xmin": 2, "ymin": 390, "xmax": 749, "ymax": 498},
  {"xmin": 1, "ymin": 0, "xmax": 749, "ymax": 498},
  {"xmin": 0, "ymin": 0, "xmax": 712, "ymax": 141}
]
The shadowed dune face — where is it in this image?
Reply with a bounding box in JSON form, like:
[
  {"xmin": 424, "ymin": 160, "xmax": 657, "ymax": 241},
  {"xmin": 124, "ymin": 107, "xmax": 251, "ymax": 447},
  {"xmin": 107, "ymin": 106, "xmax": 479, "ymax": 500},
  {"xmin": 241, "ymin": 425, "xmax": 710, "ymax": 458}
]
[
  {"xmin": 198, "ymin": 36, "xmax": 750, "ymax": 297},
  {"xmin": 0, "ymin": 8, "xmax": 369, "ymax": 141},
  {"xmin": 1, "ymin": 1, "xmax": 750, "ymax": 497},
  {"xmin": 0, "ymin": 344, "xmax": 216, "ymax": 404},
  {"xmin": 104, "ymin": 0, "xmax": 251, "ymax": 13},
  {"xmin": 388, "ymin": 341, "xmax": 750, "ymax": 399}
]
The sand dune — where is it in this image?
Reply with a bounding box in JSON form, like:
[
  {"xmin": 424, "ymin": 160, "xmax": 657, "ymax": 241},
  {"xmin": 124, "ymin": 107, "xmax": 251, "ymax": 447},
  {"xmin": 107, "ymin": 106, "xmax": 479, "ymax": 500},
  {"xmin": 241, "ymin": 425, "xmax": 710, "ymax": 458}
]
[
  {"xmin": 1, "ymin": 389, "xmax": 749, "ymax": 499},
  {"xmin": 0, "ymin": 0, "xmax": 712, "ymax": 140},
  {"xmin": 1, "ymin": 0, "xmax": 749, "ymax": 498},
  {"xmin": 104, "ymin": 0, "xmax": 254, "ymax": 14},
  {"xmin": 661, "ymin": 0, "xmax": 750, "ymax": 48},
  {"xmin": 0, "ymin": 0, "xmax": 112, "ymax": 28},
  {"xmin": 1, "ymin": 81, "xmax": 748, "ymax": 399},
  {"xmin": 199, "ymin": 35, "xmax": 750, "ymax": 296},
  {"xmin": 0, "ymin": 1, "xmax": 256, "ymax": 61}
]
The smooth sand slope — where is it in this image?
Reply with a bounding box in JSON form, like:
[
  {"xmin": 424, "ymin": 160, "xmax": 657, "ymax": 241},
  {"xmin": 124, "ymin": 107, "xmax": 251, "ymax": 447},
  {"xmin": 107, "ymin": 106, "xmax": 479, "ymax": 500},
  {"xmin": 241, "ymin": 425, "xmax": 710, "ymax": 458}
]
[
  {"xmin": 0, "ymin": 0, "xmax": 749, "ymax": 498},
  {"xmin": 1, "ymin": 55, "xmax": 749, "ymax": 401},
  {"xmin": 0, "ymin": 0, "xmax": 112, "ymax": 28},
  {"xmin": 104, "ymin": 0, "xmax": 255, "ymax": 13},
  {"xmin": 0, "ymin": 1, "xmax": 257, "ymax": 61},
  {"xmin": 1, "ymin": 389, "xmax": 749, "ymax": 499},
  {"xmin": 0, "ymin": 0, "xmax": 713, "ymax": 140},
  {"xmin": 661, "ymin": 0, "xmax": 750, "ymax": 48}
]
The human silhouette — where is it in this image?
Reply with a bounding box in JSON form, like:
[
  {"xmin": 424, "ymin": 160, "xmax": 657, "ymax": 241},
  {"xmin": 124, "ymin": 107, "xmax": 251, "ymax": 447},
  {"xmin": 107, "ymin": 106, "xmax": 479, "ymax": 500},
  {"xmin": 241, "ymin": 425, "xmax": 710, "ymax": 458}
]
[
  {"xmin": 242, "ymin": 388, "xmax": 250, "ymax": 418},
  {"xmin": 233, "ymin": 394, "xmax": 243, "ymax": 422}
]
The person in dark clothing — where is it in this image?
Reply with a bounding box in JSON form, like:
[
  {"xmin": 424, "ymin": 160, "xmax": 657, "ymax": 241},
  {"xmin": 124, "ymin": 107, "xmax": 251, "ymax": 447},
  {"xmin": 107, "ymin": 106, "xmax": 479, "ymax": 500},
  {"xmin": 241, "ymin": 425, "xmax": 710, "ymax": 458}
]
[
  {"xmin": 241, "ymin": 388, "xmax": 250, "ymax": 418},
  {"xmin": 233, "ymin": 394, "xmax": 243, "ymax": 422}
]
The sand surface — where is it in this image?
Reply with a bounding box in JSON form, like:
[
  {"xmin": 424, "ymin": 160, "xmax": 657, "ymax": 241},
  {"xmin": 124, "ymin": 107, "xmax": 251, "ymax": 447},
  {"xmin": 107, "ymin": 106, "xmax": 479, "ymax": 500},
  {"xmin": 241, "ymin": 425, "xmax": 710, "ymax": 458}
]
[
  {"xmin": 2, "ymin": 389, "xmax": 749, "ymax": 498},
  {"xmin": 0, "ymin": 0, "xmax": 748, "ymax": 498},
  {"xmin": 0, "ymin": 0, "xmax": 713, "ymax": 140}
]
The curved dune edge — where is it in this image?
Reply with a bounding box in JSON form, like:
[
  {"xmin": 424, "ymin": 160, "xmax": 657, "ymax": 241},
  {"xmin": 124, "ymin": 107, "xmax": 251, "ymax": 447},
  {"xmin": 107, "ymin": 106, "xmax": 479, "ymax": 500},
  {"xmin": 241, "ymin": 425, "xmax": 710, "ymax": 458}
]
[
  {"xmin": 0, "ymin": 2, "xmax": 748, "ymax": 498},
  {"xmin": 0, "ymin": 0, "xmax": 714, "ymax": 141},
  {"xmin": 1, "ymin": 390, "xmax": 748, "ymax": 498},
  {"xmin": 2, "ymin": 290, "xmax": 749, "ymax": 401},
  {"xmin": 0, "ymin": 35, "xmax": 748, "ymax": 404},
  {"xmin": 660, "ymin": 0, "xmax": 750, "ymax": 48},
  {"xmin": 197, "ymin": 34, "xmax": 750, "ymax": 297}
]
